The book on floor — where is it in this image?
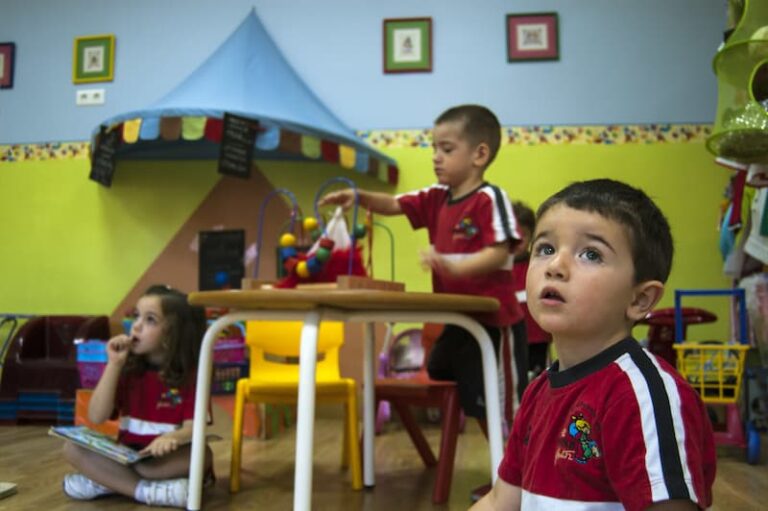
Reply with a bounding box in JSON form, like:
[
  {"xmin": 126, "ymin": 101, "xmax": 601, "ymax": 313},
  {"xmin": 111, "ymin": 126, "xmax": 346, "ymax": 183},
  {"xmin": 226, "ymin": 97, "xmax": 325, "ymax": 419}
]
[
  {"xmin": 48, "ymin": 425, "xmax": 150, "ymax": 465},
  {"xmin": 0, "ymin": 481, "xmax": 17, "ymax": 500}
]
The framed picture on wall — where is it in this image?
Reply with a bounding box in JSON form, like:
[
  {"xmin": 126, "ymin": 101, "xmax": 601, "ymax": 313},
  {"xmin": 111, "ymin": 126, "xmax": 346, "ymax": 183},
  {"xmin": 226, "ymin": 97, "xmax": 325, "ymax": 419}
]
[
  {"xmin": 383, "ymin": 17, "xmax": 432, "ymax": 73},
  {"xmin": 0, "ymin": 42, "xmax": 15, "ymax": 89},
  {"xmin": 73, "ymin": 34, "xmax": 115, "ymax": 83},
  {"xmin": 506, "ymin": 12, "xmax": 559, "ymax": 62}
]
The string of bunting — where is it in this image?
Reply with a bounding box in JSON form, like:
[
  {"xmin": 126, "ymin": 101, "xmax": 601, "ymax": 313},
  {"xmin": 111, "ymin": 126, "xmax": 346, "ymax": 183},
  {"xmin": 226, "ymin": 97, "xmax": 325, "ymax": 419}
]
[{"xmin": 89, "ymin": 116, "xmax": 398, "ymax": 185}]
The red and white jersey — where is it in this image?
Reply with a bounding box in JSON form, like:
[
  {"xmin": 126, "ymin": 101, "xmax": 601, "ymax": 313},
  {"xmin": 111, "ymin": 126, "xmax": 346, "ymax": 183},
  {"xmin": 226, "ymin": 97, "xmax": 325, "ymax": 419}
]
[
  {"xmin": 397, "ymin": 183, "xmax": 523, "ymax": 326},
  {"xmin": 498, "ymin": 337, "xmax": 716, "ymax": 511},
  {"xmin": 116, "ymin": 369, "xmax": 197, "ymax": 449},
  {"xmin": 511, "ymin": 258, "xmax": 551, "ymax": 344}
]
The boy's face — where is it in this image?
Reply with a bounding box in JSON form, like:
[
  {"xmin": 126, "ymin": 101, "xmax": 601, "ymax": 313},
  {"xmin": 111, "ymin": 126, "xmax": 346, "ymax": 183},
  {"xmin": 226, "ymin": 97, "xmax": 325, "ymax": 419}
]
[
  {"xmin": 526, "ymin": 204, "xmax": 643, "ymax": 346},
  {"xmin": 432, "ymin": 120, "xmax": 484, "ymax": 190}
]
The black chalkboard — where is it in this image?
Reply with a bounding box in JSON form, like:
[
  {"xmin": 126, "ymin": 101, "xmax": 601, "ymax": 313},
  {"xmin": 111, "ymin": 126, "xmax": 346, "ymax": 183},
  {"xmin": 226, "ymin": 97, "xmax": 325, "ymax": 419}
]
[
  {"xmin": 89, "ymin": 126, "xmax": 119, "ymax": 187},
  {"xmin": 218, "ymin": 113, "xmax": 258, "ymax": 179},
  {"xmin": 199, "ymin": 229, "xmax": 245, "ymax": 291}
]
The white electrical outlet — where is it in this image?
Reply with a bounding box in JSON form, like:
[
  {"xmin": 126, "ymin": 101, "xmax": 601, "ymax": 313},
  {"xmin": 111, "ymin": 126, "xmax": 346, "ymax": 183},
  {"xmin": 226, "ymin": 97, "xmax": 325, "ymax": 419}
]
[{"xmin": 76, "ymin": 88, "xmax": 106, "ymax": 106}]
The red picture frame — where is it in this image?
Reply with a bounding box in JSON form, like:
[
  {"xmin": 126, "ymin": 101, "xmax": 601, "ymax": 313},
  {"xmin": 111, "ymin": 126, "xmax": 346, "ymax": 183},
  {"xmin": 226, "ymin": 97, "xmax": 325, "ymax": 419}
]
[
  {"xmin": 506, "ymin": 13, "xmax": 559, "ymax": 62},
  {"xmin": 0, "ymin": 42, "xmax": 15, "ymax": 89}
]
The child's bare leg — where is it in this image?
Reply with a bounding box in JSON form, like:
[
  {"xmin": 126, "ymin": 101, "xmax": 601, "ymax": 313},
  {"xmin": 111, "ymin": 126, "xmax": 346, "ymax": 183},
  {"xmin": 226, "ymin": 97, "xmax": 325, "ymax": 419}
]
[
  {"xmin": 133, "ymin": 444, "xmax": 213, "ymax": 480},
  {"xmin": 62, "ymin": 441, "xmax": 140, "ymax": 497}
]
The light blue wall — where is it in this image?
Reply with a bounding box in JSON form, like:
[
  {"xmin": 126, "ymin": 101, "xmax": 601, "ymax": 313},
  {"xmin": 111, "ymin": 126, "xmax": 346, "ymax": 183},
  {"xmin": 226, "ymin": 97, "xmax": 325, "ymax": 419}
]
[{"xmin": 0, "ymin": 0, "xmax": 725, "ymax": 144}]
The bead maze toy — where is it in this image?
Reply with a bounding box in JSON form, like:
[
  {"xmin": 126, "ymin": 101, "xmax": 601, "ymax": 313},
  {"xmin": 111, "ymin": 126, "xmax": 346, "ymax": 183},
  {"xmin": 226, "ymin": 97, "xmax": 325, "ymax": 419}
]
[{"xmin": 242, "ymin": 177, "xmax": 403, "ymax": 291}]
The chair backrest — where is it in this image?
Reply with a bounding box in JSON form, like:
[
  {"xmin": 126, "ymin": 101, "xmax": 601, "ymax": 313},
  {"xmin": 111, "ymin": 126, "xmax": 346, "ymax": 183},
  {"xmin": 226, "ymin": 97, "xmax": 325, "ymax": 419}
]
[
  {"xmin": 385, "ymin": 323, "xmax": 445, "ymax": 378},
  {"xmin": 420, "ymin": 323, "xmax": 444, "ymax": 357},
  {"xmin": 13, "ymin": 315, "xmax": 106, "ymax": 361},
  {"xmin": 245, "ymin": 320, "xmax": 345, "ymax": 383}
]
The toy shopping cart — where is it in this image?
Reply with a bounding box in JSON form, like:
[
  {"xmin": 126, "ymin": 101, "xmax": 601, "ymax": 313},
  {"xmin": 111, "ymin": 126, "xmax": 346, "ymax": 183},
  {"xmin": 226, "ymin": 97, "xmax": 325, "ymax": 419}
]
[{"xmin": 672, "ymin": 289, "xmax": 761, "ymax": 464}]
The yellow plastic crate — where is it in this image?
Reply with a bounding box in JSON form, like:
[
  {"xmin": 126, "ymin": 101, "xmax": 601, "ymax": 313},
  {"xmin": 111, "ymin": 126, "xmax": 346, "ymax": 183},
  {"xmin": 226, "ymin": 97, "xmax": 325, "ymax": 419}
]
[{"xmin": 673, "ymin": 343, "xmax": 750, "ymax": 404}]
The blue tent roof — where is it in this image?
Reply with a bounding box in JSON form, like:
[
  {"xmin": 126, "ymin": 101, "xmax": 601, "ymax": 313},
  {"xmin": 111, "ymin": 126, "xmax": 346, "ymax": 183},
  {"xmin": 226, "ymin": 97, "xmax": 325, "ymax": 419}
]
[{"xmin": 93, "ymin": 9, "xmax": 397, "ymax": 184}]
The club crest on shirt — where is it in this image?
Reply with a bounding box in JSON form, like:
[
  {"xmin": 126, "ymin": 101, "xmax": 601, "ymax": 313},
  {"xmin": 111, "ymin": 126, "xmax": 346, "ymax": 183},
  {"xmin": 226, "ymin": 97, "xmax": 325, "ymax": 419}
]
[
  {"xmin": 157, "ymin": 388, "xmax": 182, "ymax": 408},
  {"xmin": 556, "ymin": 411, "xmax": 601, "ymax": 464},
  {"xmin": 453, "ymin": 216, "xmax": 478, "ymax": 239}
]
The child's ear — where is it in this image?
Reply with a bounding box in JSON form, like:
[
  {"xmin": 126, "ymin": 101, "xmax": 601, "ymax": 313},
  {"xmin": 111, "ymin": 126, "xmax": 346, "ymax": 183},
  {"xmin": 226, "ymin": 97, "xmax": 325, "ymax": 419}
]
[
  {"xmin": 473, "ymin": 142, "xmax": 490, "ymax": 168},
  {"xmin": 627, "ymin": 280, "xmax": 665, "ymax": 322}
]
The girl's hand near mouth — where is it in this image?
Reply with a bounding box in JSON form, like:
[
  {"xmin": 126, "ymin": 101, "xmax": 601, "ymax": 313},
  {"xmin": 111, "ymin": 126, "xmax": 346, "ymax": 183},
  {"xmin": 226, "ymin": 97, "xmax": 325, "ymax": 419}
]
[{"xmin": 106, "ymin": 334, "xmax": 133, "ymax": 365}]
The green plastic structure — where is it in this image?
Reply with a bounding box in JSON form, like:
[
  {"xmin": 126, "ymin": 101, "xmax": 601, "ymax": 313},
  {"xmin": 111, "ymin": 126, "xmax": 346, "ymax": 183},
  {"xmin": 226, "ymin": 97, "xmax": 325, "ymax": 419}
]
[{"xmin": 707, "ymin": 0, "xmax": 768, "ymax": 163}]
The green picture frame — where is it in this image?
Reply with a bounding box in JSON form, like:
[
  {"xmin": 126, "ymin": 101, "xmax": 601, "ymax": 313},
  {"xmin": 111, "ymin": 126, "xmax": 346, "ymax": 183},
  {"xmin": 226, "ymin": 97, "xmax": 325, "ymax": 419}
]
[
  {"xmin": 73, "ymin": 34, "xmax": 115, "ymax": 84},
  {"xmin": 383, "ymin": 18, "xmax": 432, "ymax": 74}
]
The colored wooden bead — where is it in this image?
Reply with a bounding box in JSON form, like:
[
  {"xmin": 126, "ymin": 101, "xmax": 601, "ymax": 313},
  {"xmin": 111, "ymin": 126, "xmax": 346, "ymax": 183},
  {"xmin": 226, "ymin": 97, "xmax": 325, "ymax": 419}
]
[
  {"xmin": 296, "ymin": 260, "xmax": 310, "ymax": 278},
  {"xmin": 279, "ymin": 233, "xmax": 296, "ymax": 247},
  {"xmin": 353, "ymin": 223, "xmax": 367, "ymax": 239},
  {"xmin": 280, "ymin": 246, "xmax": 297, "ymax": 259},
  {"xmin": 306, "ymin": 257, "xmax": 323, "ymax": 274},
  {"xmin": 303, "ymin": 217, "xmax": 319, "ymax": 231},
  {"xmin": 319, "ymin": 238, "xmax": 335, "ymax": 250},
  {"xmin": 283, "ymin": 257, "xmax": 298, "ymax": 274},
  {"xmin": 314, "ymin": 246, "xmax": 330, "ymax": 262}
]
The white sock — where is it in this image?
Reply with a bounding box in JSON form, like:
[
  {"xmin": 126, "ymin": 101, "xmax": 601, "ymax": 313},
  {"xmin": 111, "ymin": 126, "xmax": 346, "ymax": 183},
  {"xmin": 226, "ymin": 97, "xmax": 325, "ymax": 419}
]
[
  {"xmin": 134, "ymin": 480, "xmax": 149, "ymax": 503},
  {"xmin": 134, "ymin": 478, "xmax": 188, "ymax": 508}
]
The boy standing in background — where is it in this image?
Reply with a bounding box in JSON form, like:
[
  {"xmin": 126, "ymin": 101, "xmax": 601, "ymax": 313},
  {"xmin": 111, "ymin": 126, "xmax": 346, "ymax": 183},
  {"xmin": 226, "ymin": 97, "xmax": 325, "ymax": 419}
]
[{"xmin": 320, "ymin": 104, "xmax": 528, "ymax": 430}]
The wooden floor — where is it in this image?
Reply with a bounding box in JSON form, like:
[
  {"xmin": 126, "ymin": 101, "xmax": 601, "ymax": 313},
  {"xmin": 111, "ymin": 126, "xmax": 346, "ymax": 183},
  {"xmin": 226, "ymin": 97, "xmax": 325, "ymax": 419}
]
[{"xmin": 1, "ymin": 401, "xmax": 767, "ymax": 510}]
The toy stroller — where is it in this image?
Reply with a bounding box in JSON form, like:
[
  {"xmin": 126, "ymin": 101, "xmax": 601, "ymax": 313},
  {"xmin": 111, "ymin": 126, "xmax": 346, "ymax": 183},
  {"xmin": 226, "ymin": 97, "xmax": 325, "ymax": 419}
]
[{"xmin": 672, "ymin": 289, "xmax": 762, "ymax": 464}]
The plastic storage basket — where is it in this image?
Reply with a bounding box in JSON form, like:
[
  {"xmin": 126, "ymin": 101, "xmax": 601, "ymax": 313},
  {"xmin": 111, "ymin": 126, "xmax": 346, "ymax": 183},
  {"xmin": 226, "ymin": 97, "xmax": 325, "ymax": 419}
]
[{"xmin": 673, "ymin": 342, "xmax": 750, "ymax": 404}]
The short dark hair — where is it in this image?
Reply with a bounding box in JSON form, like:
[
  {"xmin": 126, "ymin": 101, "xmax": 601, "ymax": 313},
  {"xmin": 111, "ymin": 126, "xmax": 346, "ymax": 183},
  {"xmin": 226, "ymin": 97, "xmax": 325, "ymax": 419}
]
[
  {"xmin": 512, "ymin": 201, "xmax": 536, "ymax": 234},
  {"xmin": 435, "ymin": 105, "xmax": 501, "ymax": 167},
  {"xmin": 536, "ymin": 179, "xmax": 674, "ymax": 284},
  {"xmin": 125, "ymin": 284, "xmax": 207, "ymax": 386}
]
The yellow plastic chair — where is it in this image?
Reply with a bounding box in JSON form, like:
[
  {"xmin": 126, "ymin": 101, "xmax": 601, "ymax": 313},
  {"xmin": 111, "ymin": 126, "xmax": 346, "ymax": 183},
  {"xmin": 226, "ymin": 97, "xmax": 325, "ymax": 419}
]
[{"xmin": 229, "ymin": 320, "xmax": 362, "ymax": 492}]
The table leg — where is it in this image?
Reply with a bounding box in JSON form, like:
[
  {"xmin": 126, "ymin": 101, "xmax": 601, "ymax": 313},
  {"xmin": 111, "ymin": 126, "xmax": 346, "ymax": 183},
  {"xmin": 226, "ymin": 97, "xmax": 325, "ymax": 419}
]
[
  {"xmin": 188, "ymin": 315, "xmax": 234, "ymax": 510},
  {"xmin": 346, "ymin": 311, "xmax": 503, "ymax": 484},
  {"xmin": 461, "ymin": 320, "xmax": 502, "ymax": 483},
  {"xmin": 293, "ymin": 310, "xmax": 321, "ymax": 511},
  {"xmin": 362, "ymin": 321, "xmax": 376, "ymax": 487}
]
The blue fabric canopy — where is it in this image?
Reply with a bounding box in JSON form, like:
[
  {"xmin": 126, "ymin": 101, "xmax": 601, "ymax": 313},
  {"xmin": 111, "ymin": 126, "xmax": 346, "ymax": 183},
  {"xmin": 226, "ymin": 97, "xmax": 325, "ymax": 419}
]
[{"xmin": 93, "ymin": 9, "xmax": 398, "ymax": 184}]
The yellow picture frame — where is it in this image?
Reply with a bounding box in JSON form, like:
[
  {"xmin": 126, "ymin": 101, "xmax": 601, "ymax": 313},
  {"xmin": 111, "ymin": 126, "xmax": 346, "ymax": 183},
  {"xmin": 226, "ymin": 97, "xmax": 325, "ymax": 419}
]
[{"xmin": 73, "ymin": 34, "xmax": 115, "ymax": 84}]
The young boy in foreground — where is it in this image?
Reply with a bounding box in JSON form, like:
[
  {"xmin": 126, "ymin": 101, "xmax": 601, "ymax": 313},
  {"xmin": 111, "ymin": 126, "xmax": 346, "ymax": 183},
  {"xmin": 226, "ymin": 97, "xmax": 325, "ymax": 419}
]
[{"xmin": 472, "ymin": 179, "xmax": 716, "ymax": 510}]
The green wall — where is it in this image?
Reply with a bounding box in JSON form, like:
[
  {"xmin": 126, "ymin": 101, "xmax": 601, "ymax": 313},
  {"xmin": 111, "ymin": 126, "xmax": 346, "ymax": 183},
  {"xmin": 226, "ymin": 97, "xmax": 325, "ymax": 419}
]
[
  {"xmin": 0, "ymin": 159, "xmax": 219, "ymax": 314},
  {"xmin": 372, "ymin": 141, "xmax": 732, "ymax": 341},
  {"xmin": 0, "ymin": 139, "xmax": 732, "ymax": 341}
]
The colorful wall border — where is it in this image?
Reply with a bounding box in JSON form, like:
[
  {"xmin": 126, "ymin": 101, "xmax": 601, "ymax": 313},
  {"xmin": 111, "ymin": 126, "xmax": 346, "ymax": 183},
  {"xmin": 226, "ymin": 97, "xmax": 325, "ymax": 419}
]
[
  {"xmin": 360, "ymin": 123, "xmax": 712, "ymax": 149},
  {"xmin": 1, "ymin": 124, "xmax": 712, "ymax": 163},
  {"xmin": 0, "ymin": 142, "xmax": 90, "ymax": 162}
]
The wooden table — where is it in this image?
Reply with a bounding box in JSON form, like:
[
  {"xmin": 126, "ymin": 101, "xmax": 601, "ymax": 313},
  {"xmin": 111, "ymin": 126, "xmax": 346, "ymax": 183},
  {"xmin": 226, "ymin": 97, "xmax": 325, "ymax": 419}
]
[{"xmin": 186, "ymin": 289, "xmax": 501, "ymax": 510}]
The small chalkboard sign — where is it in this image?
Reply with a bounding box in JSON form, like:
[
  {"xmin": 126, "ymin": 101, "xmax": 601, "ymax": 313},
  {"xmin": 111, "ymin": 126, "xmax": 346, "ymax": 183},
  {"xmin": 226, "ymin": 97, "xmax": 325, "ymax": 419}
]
[
  {"xmin": 89, "ymin": 126, "xmax": 119, "ymax": 187},
  {"xmin": 218, "ymin": 113, "xmax": 258, "ymax": 179},
  {"xmin": 199, "ymin": 229, "xmax": 245, "ymax": 291}
]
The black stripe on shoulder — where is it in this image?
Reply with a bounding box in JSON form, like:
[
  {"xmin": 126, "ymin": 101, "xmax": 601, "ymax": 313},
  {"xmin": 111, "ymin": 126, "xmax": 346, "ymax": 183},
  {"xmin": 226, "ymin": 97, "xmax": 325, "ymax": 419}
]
[
  {"xmin": 627, "ymin": 344, "xmax": 690, "ymax": 501},
  {"xmin": 484, "ymin": 184, "xmax": 514, "ymax": 240}
]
